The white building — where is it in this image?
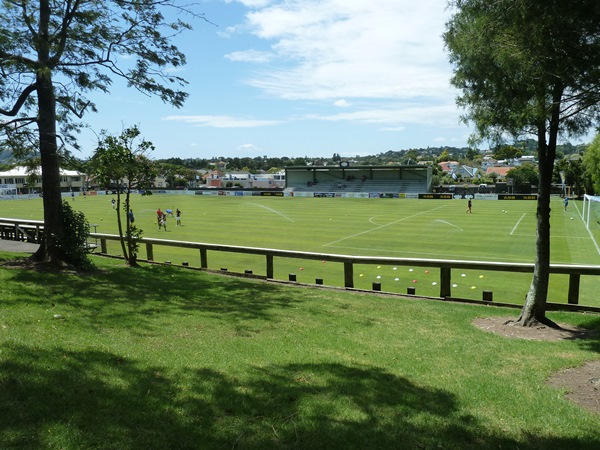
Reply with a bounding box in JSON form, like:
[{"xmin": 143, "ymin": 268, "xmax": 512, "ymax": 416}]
[{"xmin": 0, "ymin": 166, "xmax": 86, "ymax": 194}]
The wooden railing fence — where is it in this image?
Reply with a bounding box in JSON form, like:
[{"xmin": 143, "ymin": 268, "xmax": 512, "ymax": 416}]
[
  {"xmin": 92, "ymin": 233, "xmax": 600, "ymax": 311},
  {"xmin": 1, "ymin": 217, "xmax": 599, "ymax": 311}
]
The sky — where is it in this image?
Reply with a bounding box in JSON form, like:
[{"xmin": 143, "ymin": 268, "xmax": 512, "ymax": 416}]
[{"xmin": 78, "ymin": 0, "xmax": 474, "ymax": 160}]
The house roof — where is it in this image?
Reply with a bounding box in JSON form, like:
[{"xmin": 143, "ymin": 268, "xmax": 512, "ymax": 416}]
[
  {"xmin": 486, "ymin": 166, "xmax": 512, "ymax": 177},
  {"xmin": 438, "ymin": 161, "xmax": 460, "ymax": 172},
  {"xmin": 0, "ymin": 166, "xmax": 84, "ymax": 177}
]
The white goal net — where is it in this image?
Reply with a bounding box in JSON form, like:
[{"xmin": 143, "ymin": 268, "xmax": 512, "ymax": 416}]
[{"xmin": 582, "ymin": 194, "xmax": 600, "ymax": 231}]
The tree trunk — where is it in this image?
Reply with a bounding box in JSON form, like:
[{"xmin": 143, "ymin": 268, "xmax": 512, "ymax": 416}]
[
  {"xmin": 124, "ymin": 190, "xmax": 138, "ymax": 266},
  {"xmin": 30, "ymin": 0, "xmax": 66, "ymax": 265},
  {"xmin": 32, "ymin": 70, "xmax": 66, "ymax": 264},
  {"xmin": 516, "ymin": 88, "xmax": 562, "ymax": 328},
  {"xmin": 517, "ymin": 139, "xmax": 552, "ymax": 326},
  {"xmin": 115, "ymin": 190, "xmax": 129, "ymax": 263}
]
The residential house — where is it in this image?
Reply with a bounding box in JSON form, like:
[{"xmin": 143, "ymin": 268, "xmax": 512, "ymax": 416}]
[{"xmin": 0, "ymin": 166, "xmax": 85, "ymax": 194}]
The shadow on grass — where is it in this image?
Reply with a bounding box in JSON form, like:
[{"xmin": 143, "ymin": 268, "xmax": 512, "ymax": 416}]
[
  {"xmin": 569, "ymin": 315, "xmax": 600, "ymax": 354},
  {"xmin": 1, "ymin": 342, "xmax": 598, "ymax": 450},
  {"xmin": 4, "ymin": 262, "xmax": 303, "ymax": 331}
]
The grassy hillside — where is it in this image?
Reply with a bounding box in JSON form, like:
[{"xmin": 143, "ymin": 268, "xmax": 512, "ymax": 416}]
[{"xmin": 0, "ymin": 254, "xmax": 598, "ymax": 449}]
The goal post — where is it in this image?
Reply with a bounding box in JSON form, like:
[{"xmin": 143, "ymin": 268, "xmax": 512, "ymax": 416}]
[{"xmin": 582, "ymin": 194, "xmax": 600, "ymax": 231}]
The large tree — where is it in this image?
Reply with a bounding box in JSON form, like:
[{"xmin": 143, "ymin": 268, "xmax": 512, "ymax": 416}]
[
  {"xmin": 0, "ymin": 0, "xmax": 196, "ymax": 266},
  {"xmin": 445, "ymin": 0, "xmax": 600, "ymax": 326}
]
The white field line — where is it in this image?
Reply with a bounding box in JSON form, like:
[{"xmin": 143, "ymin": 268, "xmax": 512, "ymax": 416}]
[
  {"xmin": 322, "ymin": 204, "xmax": 449, "ymax": 248},
  {"xmin": 435, "ymin": 219, "xmax": 463, "ymax": 231},
  {"xmin": 573, "ymin": 201, "xmax": 600, "ymax": 257},
  {"xmin": 510, "ymin": 213, "xmax": 527, "ymax": 236},
  {"xmin": 251, "ymin": 203, "xmax": 295, "ymax": 223}
]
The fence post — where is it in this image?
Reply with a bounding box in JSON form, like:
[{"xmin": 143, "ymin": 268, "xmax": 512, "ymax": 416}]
[
  {"xmin": 101, "ymin": 238, "xmax": 107, "ymax": 254},
  {"xmin": 200, "ymin": 248, "xmax": 208, "ymax": 269},
  {"xmin": 266, "ymin": 254, "xmax": 274, "ymax": 279},
  {"xmin": 145, "ymin": 243, "xmax": 154, "ymax": 261},
  {"xmin": 568, "ymin": 274, "xmax": 580, "ymax": 304},
  {"xmin": 344, "ymin": 262, "xmax": 354, "ymax": 288},
  {"xmin": 440, "ymin": 266, "xmax": 451, "ymax": 298}
]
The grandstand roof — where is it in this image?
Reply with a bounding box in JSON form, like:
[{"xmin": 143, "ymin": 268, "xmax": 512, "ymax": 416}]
[{"xmin": 285, "ymin": 164, "xmax": 427, "ymax": 170}]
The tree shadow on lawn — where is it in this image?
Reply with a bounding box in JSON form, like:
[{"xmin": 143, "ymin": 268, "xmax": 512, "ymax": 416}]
[
  {"xmin": 568, "ymin": 315, "xmax": 600, "ymax": 354},
  {"xmin": 2, "ymin": 343, "xmax": 598, "ymax": 450},
  {"xmin": 4, "ymin": 264, "xmax": 302, "ymax": 331}
]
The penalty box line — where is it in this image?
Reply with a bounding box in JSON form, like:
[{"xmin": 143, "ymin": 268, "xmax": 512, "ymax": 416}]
[
  {"xmin": 321, "ymin": 204, "xmax": 450, "ymax": 248},
  {"xmin": 573, "ymin": 201, "xmax": 600, "ymax": 257},
  {"xmin": 509, "ymin": 213, "xmax": 527, "ymax": 236}
]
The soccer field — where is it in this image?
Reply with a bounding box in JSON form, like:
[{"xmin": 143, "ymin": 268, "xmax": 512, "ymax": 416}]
[{"xmin": 3, "ymin": 194, "xmax": 600, "ymax": 306}]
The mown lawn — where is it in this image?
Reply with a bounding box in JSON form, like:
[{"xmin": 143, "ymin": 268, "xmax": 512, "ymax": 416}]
[
  {"xmin": 0, "ymin": 252, "xmax": 598, "ymax": 449},
  {"xmin": 3, "ymin": 194, "xmax": 600, "ymax": 307}
]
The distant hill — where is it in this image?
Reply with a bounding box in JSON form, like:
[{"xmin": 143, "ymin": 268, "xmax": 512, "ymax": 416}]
[{"xmin": 0, "ymin": 150, "xmax": 14, "ymax": 164}]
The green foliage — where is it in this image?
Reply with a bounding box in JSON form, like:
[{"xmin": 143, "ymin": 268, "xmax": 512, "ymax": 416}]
[
  {"xmin": 124, "ymin": 217, "xmax": 143, "ymax": 262},
  {"xmin": 446, "ymin": 0, "xmax": 600, "ymax": 143},
  {"xmin": 555, "ymin": 156, "xmax": 585, "ymax": 196},
  {"xmin": 91, "ymin": 126, "xmax": 156, "ymax": 266},
  {"xmin": 57, "ymin": 200, "xmax": 95, "ymax": 271},
  {"xmin": 507, "ymin": 164, "xmax": 539, "ymax": 186},
  {"xmin": 91, "ymin": 126, "xmax": 157, "ymax": 190},
  {"xmin": 493, "ymin": 146, "xmax": 523, "ymax": 161},
  {"xmin": 155, "ymin": 162, "xmax": 196, "ymax": 188},
  {"xmin": 436, "ymin": 149, "xmax": 451, "ymax": 163},
  {"xmin": 0, "ymin": 0, "xmax": 195, "ymax": 154},
  {"xmin": 464, "ymin": 148, "xmax": 480, "ymax": 161},
  {"xmin": 583, "ymin": 133, "xmax": 600, "ymax": 195}
]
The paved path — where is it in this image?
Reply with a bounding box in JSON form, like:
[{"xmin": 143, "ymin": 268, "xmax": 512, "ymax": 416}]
[{"xmin": 0, "ymin": 239, "xmax": 40, "ymax": 253}]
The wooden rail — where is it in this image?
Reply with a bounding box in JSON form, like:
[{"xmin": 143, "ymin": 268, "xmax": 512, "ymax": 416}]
[
  {"xmin": 90, "ymin": 232, "xmax": 600, "ymax": 309},
  {"xmin": 0, "ymin": 218, "xmax": 44, "ymax": 243},
  {"xmin": 1, "ymin": 215, "xmax": 598, "ymax": 310}
]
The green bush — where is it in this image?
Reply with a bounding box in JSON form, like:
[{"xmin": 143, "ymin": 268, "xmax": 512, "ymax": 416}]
[{"xmin": 58, "ymin": 200, "xmax": 95, "ymax": 271}]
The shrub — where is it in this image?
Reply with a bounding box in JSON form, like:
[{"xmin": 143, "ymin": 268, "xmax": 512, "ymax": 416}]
[{"xmin": 58, "ymin": 200, "xmax": 95, "ymax": 271}]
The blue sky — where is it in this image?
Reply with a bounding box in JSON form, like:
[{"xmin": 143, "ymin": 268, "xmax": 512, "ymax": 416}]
[{"xmin": 79, "ymin": 0, "xmax": 473, "ymax": 160}]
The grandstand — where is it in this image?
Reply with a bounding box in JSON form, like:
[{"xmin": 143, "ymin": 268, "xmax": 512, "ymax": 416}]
[{"xmin": 285, "ymin": 164, "xmax": 431, "ymax": 195}]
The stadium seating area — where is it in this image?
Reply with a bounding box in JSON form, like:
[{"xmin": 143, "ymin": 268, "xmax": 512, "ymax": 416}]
[{"xmin": 289, "ymin": 178, "xmax": 428, "ymax": 193}]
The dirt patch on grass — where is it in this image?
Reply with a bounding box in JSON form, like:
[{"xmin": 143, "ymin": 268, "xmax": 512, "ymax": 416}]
[
  {"xmin": 474, "ymin": 316, "xmax": 599, "ymax": 416},
  {"xmin": 473, "ymin": 316, "xmax": 594, "ymax": 341},
  {"xmin": 547, "ymin": 360, "xmax": 600, "ymax": 416}
]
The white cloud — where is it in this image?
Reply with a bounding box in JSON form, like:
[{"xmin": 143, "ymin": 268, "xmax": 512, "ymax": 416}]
[
  {"xmin": 217, "ymin": 26, "xmax": 238, "ymax": 39},
  {"xmin": 304, "ymin": 101, "xmax": 460, "ymax": 128},
  {"xmin": 162, "ymin": 115, "xmax": 283, "ymax": 128},
  {"xmin": 165, "ymin": 66, "xmax": 185, "ymax": 74},
  {"xmin": 232, "ymin": 0, "xmax": 453, "ymax": 102},
  {"xmin": 225, "ymin": 50, "xmax": 273, "ymax": 63},
  {"xmin": 228, "ymin": 0, "xmax": 273, "ymax": 7},
  {"xmin": 237, "ymin": 143, "xmax": 262, "ymax": 153},
  {"xmin": 333, "ymin": 99, "xmax": 351, "ymax": 108}
]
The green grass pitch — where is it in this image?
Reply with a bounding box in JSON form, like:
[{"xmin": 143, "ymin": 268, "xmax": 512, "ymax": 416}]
[{"xmin": 3, "ymin": 193, "xmax": 599, "ymax": 307}]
